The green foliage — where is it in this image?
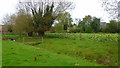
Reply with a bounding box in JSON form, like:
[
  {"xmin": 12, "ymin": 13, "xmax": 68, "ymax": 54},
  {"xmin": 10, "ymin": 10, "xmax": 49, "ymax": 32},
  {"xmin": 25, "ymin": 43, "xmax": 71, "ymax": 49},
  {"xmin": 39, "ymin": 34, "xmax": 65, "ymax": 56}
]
[
  {"xmin": 84, "ymin": 26, "xmax": 94, "ymax": 33},
  {"xmin": 54, "ymin": 12, "xmax": 73, "ymax": 33},
  {"xmin": 2, "ymin": 14, "xmax": 16, "ymax": 33},
  {"xmin": 45, "ymin": 33, "xmax": 118, "ymax": 42},
  {"xmin": 57, "ymin": 12, "xmax": 73, "ymax": 27},
  {"xmin": 12, "ymin": 9, "xmax": 34, "ymax": 35},
  {"xmin": 69, "ymin": 28, "xmax": 80, "ymax": 33},
  {"xmin": 3, "ymin": 34, "xmax": 24, "ymax": 37},
  {"xmin": 54, "ymin": 23, "xmax": 64, "ymax": 33},
  {"xmin": 78, "ymin": 15, "xmax": 100, "ymax": 33},
  {"xmin": 2, "ymin": 2, "xmax": 73, "ymax": 36},
  {"xmin": 90, "ymin": 17, "xmax": 100, "ymax": 32},
  {"xmin": 107, "ymin": 20, "xmax": 118, "ymax": 33},
  {"xmin": 31, "ymin": 3, "xmax": 55, "ymax": 33},
  {"xmin": 78, "ymin": 21, "xmax": 85, "ymax": 27},
  {"xmin": 117, "ymin": 22, "xmax": 120, "ymax": 33},
  {"xmin": 100, "ymin": 20, "xmax": 119, "ymax": 33},
  {"xmin": 49, "ymin": 27, "xmax": 56, "ymax": 33},
  {"xmin": 83, "ymin": 15, "xmax": 92, "ymax": 24}
]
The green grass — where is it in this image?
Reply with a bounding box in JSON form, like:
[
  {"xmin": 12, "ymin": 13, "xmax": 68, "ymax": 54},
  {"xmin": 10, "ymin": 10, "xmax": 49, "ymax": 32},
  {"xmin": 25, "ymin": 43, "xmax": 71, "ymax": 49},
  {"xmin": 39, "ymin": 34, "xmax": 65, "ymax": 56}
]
[
  {"xmin": 45, "ymin": 33, "xmax": 118, "ymax": 42},
  {"xmin": 34, "ymin": 38, "xmax": 118, "ymax": 66},
  {"xmin": 2, "ymin": 40, "xmax": 101, "ymax": 66},
  {"xmin": 2, "ymin": 34, "xmax": 118, "ymax": 66},
  {"xmin": 0, "ymin": 34, "xmax": 2, "ymax": 67},
  {"xmin": 2, "ymin": 34, "xmax": 26, "ymax": 38}
]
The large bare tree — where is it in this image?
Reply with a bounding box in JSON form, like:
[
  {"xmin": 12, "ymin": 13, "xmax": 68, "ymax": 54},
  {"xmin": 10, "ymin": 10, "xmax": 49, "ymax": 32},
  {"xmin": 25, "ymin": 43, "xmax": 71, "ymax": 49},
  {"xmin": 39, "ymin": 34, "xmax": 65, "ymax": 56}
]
[{"xmin": 18, "ymin": 0, "xmax": 74, "ymax": 37}]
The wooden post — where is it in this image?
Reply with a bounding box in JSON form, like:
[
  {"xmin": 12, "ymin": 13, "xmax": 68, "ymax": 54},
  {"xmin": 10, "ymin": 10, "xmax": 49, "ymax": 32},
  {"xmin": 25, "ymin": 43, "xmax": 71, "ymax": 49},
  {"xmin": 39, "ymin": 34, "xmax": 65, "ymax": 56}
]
[
  {"xmin": 41, "ymin": 37, "xmax": 43, "ymax": 43},
  {"xmin": 23, "ymin": 37, "xmax": 24, "ymax": 43}
]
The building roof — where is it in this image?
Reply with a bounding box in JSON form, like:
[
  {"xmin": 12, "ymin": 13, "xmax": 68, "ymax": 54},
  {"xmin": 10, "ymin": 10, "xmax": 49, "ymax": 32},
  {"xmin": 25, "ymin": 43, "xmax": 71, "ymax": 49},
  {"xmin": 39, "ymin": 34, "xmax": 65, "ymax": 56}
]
[{"xmin": 100, "ymin": 22, "xmax": 106, "ymax": 26}]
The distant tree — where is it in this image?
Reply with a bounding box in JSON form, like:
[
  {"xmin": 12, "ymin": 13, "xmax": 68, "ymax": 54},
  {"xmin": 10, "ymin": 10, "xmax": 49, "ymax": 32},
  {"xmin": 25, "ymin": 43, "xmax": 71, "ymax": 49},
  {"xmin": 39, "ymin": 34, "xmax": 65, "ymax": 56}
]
[
  {"xmin": 2, "ymin": 14, "xmax": 16, "ymax": 33},
  {"xmin": 84, "ymin": 25, "xmax": 94, "ymax": 33},
  {"xmin": 117, "ymin": 22, "xmax": 120, "ymax": 32},
  {"xmin": 54, "ymin": 23, "xmax": 64, "ymax": 33},
  {"xmin": 56, "ymin": 12, "xmax": 73, "ymax": 30},
  {"xmin": 100, "ymin": 0, "xmax": 120, "ymax": 33},
  {"xmin": 90, "ymin": 17, "xmax": 100, "ymax": 32},
  {"xmin": 54, "ymin": 12, "xmax": 73, "ymax": 32},
  {"xmin": 12, "ymin": 9, "xmax": 34, "ymax": 36},
  {"xmin": 78, "ymin": 15, "xmax": 94, "ymax": 33},
  {"xmin": 69, "ymin": 28, "xmax": 80, "ymax": 33},
  {"xmin": 75, "ymin": 18, "xmax": 80, "ymax": 25},
  {"xmin": 107, "ymin": 20, "xmax": 118, "ymax": 33},
  {"xmin": 78, "ymin": 20, "xmax": 84, "ymax": 27},
  {"xmin": 83, "ymin": 15, "xmax": 92, "ymax": 24},
  {"xmin": 49, "ymin": 26, "xmax": 56, "ymax": 33},
  {"xmin": 78, "ymin": 21, "xmax": 85, "ymax": 32}
]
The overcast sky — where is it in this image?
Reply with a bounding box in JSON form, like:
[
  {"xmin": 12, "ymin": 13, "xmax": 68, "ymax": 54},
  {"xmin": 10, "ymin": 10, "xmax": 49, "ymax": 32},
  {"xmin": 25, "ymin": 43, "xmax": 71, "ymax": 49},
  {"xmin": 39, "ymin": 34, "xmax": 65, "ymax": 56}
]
[{"xmin": 0, "ymin": 0, "xmax": 111, "ymax": 25}]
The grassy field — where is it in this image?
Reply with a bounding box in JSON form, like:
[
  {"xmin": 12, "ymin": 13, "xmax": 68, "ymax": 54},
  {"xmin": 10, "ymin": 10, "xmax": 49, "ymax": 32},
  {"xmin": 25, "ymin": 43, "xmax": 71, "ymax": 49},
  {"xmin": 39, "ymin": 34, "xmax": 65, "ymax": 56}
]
[
  {"xmin": 0, "ymin": 34, "xmax": 2, "ymax": 67},
  {"xmin": 3, "ymin": 40, "xmax": 101, "ymax": 66},
  {"xmin": 2, "ymin": 34, "xmax": 118, "ymax": 66}
]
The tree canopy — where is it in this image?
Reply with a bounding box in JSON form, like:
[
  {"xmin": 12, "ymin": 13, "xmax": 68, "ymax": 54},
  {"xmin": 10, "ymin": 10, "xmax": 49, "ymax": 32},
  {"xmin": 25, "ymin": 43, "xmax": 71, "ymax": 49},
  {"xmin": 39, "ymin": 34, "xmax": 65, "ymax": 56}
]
[
  {"xmin": 18, "ymin": 1, "xmax": 74, "ymax": 36},
  {"xmin": 12, "ymin": 9, "xmax": 34, "ymax": 35}
]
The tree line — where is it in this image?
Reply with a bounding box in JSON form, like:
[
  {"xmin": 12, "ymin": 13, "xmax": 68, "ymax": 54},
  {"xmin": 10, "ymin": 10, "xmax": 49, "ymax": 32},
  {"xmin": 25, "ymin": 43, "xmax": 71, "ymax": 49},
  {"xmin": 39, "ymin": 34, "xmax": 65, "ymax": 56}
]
[
  {"xmin": 2, "ymin": 0, "xmax": 119, "ymax": 37},
  {"xmin": 2, "ymin": 1, "xmax": 74, "ymax": 37},
  {"xmin": 50, "ymin": 15, "xmax": 120, "ymax": 33}
]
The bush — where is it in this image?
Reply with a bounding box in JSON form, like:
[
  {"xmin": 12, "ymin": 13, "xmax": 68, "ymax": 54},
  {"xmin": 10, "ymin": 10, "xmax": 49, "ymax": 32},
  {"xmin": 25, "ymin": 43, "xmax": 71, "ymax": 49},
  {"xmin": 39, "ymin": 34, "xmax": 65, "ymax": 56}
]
[
  {"xmin": 69, "ymin": 28, "xmax": 80, "ymax": 33},
  {"xmin": 85, "ymin": 26, "xmax": 94, "ymax": 33}
]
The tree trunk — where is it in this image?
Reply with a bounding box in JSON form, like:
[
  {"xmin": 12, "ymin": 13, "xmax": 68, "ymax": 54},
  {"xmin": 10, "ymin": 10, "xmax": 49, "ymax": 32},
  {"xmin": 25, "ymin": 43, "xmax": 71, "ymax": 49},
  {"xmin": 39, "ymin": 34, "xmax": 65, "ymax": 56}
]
[
  {"xmin": 28, "ymin": 32, "xmax": 33, "ymax": 36},
  {"xmin": 38, "ymin": 31, "xmax": 45, "ymax": 37}
]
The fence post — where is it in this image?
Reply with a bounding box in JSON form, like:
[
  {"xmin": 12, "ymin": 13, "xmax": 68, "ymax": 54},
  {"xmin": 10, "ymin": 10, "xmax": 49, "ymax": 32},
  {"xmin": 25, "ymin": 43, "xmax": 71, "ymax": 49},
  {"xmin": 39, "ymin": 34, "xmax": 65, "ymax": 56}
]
[
  {"xmin": 23, "ymin": 37, "xmax": 24, "ymax": 43},
  {"xmin": 42, "ymin": 37, "xmax": 43, "ymax": 43}
]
